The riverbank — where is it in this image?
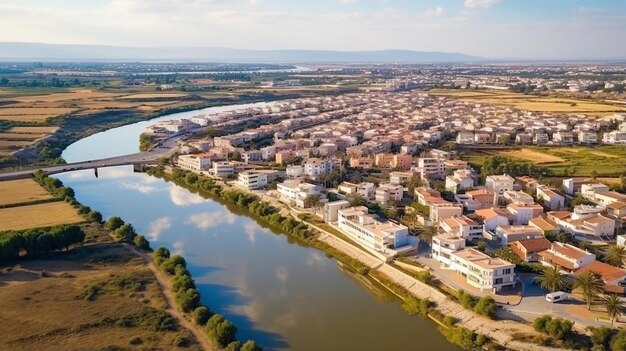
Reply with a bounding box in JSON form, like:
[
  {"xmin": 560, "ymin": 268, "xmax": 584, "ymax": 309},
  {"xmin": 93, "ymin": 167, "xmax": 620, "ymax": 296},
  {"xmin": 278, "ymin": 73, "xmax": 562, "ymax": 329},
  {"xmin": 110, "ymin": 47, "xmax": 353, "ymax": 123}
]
[{"xmin": 146, "ymin": 165, "xmax": 568, "ymax": 351}]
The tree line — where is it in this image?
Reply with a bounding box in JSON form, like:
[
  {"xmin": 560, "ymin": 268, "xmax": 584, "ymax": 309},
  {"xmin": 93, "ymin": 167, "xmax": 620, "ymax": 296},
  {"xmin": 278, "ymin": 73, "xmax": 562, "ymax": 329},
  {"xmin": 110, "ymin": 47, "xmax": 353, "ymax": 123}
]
[
  {"xmin": 0, "ymin": 225, "xmax": 85, "ymax": 263},
  {"xmin": 153, "ymin": 247, "xmax": 262, "ymax": 351}
]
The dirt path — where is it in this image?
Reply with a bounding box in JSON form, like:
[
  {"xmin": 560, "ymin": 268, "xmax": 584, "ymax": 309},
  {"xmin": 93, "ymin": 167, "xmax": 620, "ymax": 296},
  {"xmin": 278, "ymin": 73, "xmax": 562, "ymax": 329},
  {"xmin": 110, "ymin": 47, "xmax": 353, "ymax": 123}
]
[{"xmin": 131, "ymin": 247, "xmax": 215, "ymax": 351}]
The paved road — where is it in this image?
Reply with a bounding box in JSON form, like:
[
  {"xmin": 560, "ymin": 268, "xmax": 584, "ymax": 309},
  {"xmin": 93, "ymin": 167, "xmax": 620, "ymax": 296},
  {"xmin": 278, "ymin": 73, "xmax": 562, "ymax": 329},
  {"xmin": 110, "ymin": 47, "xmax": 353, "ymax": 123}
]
[{"xmin": 0, "ymin": 148, "xmax": 173, "ymax": 181}]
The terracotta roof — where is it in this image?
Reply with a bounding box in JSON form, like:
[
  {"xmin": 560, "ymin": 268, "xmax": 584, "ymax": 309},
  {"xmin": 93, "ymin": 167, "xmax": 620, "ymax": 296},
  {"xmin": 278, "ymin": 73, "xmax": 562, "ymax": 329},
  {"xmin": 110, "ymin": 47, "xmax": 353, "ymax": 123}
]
[
  {"xmin": 514, "ymin": 237, "xmax": 552, "ymax": 253},
  {"xmin": 607, "ymin": 201, "xmax": 626, "ymax": 210},
  {"xmin": 552, "ymin": 243, "xmax": 593, "ymax": 260},
  {"xmin": 548, "ymin": 211, "xmax": 572, "ymax": 220},
  {"xmin": 537, "ymin": 250, "xmax": 577, "ymax": 270},
  {"xmin": 529, "ymin": 217, "xmax": 557, "ymax": 232},
  {"xmin": 575, "ymin": 261, "xmax": 626, "ymax": 284},
  {"xmin": 475, "ymin": 208, "xmax": 508, "ymax": 220},
  {"xmin": 466, "ymin": 189, "xmax": 493, "ymax": 197}
]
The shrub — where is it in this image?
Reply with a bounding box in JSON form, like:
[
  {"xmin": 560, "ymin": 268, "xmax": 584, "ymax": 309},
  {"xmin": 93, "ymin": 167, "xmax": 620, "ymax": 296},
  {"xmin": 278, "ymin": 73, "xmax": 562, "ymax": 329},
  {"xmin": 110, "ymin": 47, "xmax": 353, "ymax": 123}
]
[
  {"xmin": 225, "ymin": 341, "xmax": 242, "ymax": 351},
  {"xmin": 473, "ymin": 296, "xmax": 497, "ymax": 318},
  {"xmin": 172, "ymin": 274, "xmax": 195, "ymax": 293},
  {"xmin": 458, "ymin": 290, "xmax": 477, "ymax": 309},
  {"xmin": 206, "ymin": 314, "xmax": 237, "ymax": 348},
  {"xmin": 87, "ymin": 210, "xmax": 103, "ymax": 223},
  {"xmin": 129, "ymin": 336, "xmax": 142, "ymax": 345},
  {"xmin": 175, "ymin": 288, "xmax": 200, "ymax": 313},
  {"xmin": 133, "ymin": 235, "xmax": 151, "ymax": 250},
  {"xmin": 153, "ymin": 247, "xmax": 170, "ymax": 259},
  {"xmin": 193, "ymin": 306, "xmax": 212, "ymax": 325},
  {"xmin": 105, "ymin": 216, "xmax": 125, "ymax": 230},
  {"xmin": 401, "ymin": 296, "xmax": 420, "ymax": 316},
  {"xmin": 416, "ymin": 270, "xmax": 431, "ymax": 283},
  {"xmin": 533, "ymin": 315, "xmax": 573, "ymax": 340},
  {"xmin": 241, "ymin": 340, "xmax": 263, "ymax": 351},
  {"xmin": 443, "ymin": 315, "xmax": 456, "ymax": 327},
  {"xmin": 113, "ymin": 223, "xmax": 137, "ymax": 243},
  {"xmin": 172, "ymin": 335, "xmax": 188, "ymax": 347},
  {"xmin": 439, "ymin": 326, "xmax": 483, "ymax": 349},
  {"xmin": 419, "ymin": 298, "xmax": 432, "ymax": 317},
  {"xmin": 161, "ymin": 255, "xmax": 187, "ymax": 275},
  {"xmin": 589, "ymin": 326, "xmax": 615, "ymax": 350}
]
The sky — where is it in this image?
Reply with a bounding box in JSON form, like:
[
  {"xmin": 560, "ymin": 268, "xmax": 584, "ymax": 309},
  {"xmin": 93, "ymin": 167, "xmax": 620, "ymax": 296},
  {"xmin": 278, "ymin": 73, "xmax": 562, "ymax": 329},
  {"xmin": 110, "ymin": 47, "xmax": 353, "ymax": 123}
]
[{"xmin": 0, "ymin": 0, "xmax": 625, "ymax": 60}]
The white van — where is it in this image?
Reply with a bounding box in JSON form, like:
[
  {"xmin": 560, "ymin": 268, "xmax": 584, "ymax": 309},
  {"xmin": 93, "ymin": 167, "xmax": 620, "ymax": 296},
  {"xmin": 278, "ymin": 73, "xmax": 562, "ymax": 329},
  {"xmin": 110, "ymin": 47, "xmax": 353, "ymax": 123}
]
[{"xmin": 546, "ymin": 291, "xmax": 569, "ymax": 303}]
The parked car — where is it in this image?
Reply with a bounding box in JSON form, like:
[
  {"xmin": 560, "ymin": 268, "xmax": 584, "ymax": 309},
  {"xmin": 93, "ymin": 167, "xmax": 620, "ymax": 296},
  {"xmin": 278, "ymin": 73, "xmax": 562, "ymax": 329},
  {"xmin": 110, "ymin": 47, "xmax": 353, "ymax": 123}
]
[{"xmin": 546, "ymin": 291, "xmax": 569, "ymax": 303}]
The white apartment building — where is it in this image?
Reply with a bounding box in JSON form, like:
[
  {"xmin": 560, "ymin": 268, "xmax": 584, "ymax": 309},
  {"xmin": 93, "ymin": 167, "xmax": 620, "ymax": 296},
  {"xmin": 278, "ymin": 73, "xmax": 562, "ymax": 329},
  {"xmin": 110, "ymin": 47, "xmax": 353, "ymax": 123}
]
[
  {"xmin": 415, "ymin": 158, "xmax": 446, "ymax": 179},
  {"xmin": 375, "ymin": 183, "xmax": 404, "ymax": 207},
  {"xmin": 445, "ymin": 169, "xmax": 474, "ymax": 193},
  {"xmin": 337, "ymin": 206, "xmax": 415, "ymax": 255},
  {"xmin": 338, "ymin": 182, "xmax": 376, "ymax": 201},
  {"xmin": 538, "ymin": 242, "xmax": 596, "ymax": 273},
  {"xmin": 322, "ymin": 200, "xmax": 350, "ymax": 222},
  {"xmin": 177, "ymin": 153, "xmax": 212, "ymax": 172},
  {"xmin": 578, "ymin": 131, "xmax": 597, "ymax": 144},
  {"xmin": 212, "ymin": 161, "xmax": 235, "ymax": 178},
  {"xmin": 549, "ymin": 210, "xmax": 616, "ymax": 240},
  {"xmin": 456, "ymin": 131, "xmax": 475, "ymax": 144},
  {"xmin": 432, "ymin": 236, "xmax": 516, "ymax": 293},
  {"xmin": 304, "ymin": 158, "xmax": 333, "ymax": 179},
  {"xmin": 235, "ymin": 170, "xmax": 280, "ymax": 190},
  {"xmin": 536, "ymin": 186, "xmax": 565, "ymax": 211},
  {"xmin": 286, "ymin": 165, "xmax": 304, "ymax": 178},
  {"xmin": 440, "ymin": 215, "xmax": 483, "ymax": 240},
  {"xmin": 493, "ymin": 225, "xmax": 543, "ymax": 245},
  {"xmin": 581, "ymin": 183, "xmax": 626, "ymax": 206},
  {"xmin": 390, "ymin": 171, "xmax": 415, "ymax": 185},
  {"xmin": 486, "ymin": 174, "xmax": 515, "ymax": 197},
  {"xmin": 602, "ymin": 130, "xmax": 626, "ymax": 144},
  {"xmin": 277, "ymin": 180, "xmax": 324, "ymax": 208}
]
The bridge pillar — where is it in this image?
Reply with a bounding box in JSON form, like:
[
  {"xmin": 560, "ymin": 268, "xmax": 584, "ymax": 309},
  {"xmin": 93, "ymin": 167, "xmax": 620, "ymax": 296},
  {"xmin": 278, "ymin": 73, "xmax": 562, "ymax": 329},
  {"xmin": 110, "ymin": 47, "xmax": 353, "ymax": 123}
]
[{"xmin": 94, "ymin": 168, "xmax": 98, "ymax": 178}]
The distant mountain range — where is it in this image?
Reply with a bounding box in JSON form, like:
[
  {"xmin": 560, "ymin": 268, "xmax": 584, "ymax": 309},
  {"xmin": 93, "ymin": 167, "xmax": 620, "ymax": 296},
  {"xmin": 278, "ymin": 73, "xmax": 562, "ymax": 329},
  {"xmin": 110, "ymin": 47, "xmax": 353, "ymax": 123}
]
[{"xmin": 0, "ymin": 42, "xmax": 480, "ymax": 63}]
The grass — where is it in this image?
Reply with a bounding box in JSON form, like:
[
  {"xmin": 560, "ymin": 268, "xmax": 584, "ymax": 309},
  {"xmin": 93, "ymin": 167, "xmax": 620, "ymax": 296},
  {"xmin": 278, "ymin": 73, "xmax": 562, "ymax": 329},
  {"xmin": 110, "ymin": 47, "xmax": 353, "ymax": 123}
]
[
  {"xmin": 431, "ymin": 89, "xmax": 626, "ymax": 116},
  {"xmin": 0, "ymin": 179, "xmax": 55, "ymax": 207},
  {"xmin": 0, "ymin": 201, "xmax": 85, "ymax": 231},
  {"xmin": 0, "ymin": 244, "xmax": 202, "ymax": 351},
  {"xmin": 462, "ymin": 145, "xmax": 626, "ymax": 177}
]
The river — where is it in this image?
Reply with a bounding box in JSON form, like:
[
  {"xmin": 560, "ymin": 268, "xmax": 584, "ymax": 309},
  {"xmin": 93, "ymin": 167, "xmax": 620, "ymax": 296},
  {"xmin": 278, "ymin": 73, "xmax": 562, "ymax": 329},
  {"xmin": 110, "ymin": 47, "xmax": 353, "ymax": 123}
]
[{"xmin": 56, "ymin": 104, "xmax": 457, "ymax": 351}]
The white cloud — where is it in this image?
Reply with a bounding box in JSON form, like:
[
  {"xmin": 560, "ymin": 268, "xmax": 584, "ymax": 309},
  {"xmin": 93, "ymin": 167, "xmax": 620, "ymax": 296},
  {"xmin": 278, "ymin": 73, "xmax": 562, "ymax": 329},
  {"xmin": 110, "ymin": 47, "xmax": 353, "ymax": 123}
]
[
  {"xmin": 123, "ymin": 181, "xmax": 158, "ymax": 194},
  {"xmin": 464, "ymin": 0, "xmax": 501, "ymax": 9},
  {"xmin": 275, "ymin": 266, "xmax": 288, "ymax": 283},
  {"xmin": 422, "ymin": 7, "xmax": 444, "ymax": 17},
  {"xmin": 148, "ymin": 216, "xmax": 172, "ymax": 241},
  {"xmin": 306, "ymin": 252, "xmax": 327, "ymax": 267},
  {"xmin": 169, "ymin": 185, "xmax": 206, "ymax": 206},
  {"xmin": 172, "ymin": 240, "xmax": 185, "ymax": 255},
  {"xmin": 186, "ymin": 211, "xmax": 236, "ymax": 230}
]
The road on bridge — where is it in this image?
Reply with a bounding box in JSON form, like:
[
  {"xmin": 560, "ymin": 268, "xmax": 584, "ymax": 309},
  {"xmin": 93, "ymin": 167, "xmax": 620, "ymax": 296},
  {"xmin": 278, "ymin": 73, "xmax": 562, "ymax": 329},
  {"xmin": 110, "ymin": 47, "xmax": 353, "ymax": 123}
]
[{"xmin": 0, "ymin": 148, "xmax": 174, "ymax": 181}]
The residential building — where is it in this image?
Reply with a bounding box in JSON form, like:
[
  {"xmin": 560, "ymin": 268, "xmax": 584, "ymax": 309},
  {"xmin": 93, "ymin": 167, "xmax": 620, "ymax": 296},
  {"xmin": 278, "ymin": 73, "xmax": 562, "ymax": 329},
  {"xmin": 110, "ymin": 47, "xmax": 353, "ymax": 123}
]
[
  {"xmin": 177, "ymin": 153, "xmax": 212, "ymax": 172},
  {"xmin": 606, "ymin": 201, "xmax": 626, "ymax": 220},
  {"xmin": 509, "ymin": 238, "xmax": 552, "ymax": 262},
  {"xmin": 549, "ymin": 210, "xmax": 616, "ymax": 240},
  {"xmin": 575, "ymin": 261, "xmax": 626, "ymax": 293},
  {"xmin": 212, "ymin": 161, "xmax": 235, "ymax": 178},
  {"xmin": 448, "ymin": 248, "xmax": 516, "ymax": 292},
  {"xmin": 415, "ymin": 158, "xmax": 446, "ymax": 179},
  {"xmin": 486, "ymin": 174, "xmax": 515, "ymax": 198},
  {"xmin": 242, "ymin": 150, "xmax": 263, "ymax": 163},
  {"xmin": 503, "ymin": 190, "xmax": 535, "ymax": 206},
  {"xmin": 553, "ymin": 131, "xmax": 574, "ymax": 144},
  {"xmin": 277, "ymin": 180, "xmax": 325, "ymax": 208},
  {"xmin": 536, "ymin": 186, "xmax": 565, "ymax": 210},
  {"xmin": 456, "ymin": 131, "xmax": 475, "ymax": 144},
  {"xmin": 602, "ymin": 130, "xmax": 626, "ymax": 144},
  {"xmin": 432, "ymin": 233, "xmax": 466, "ymax": 267},
  {"xmin": 286, "ymin": 165, "xmax": 304, "ymax": 178},
  {"xmin": 494, "ymin": 225, "xmax": 544, "ymax": 245},
  {"xmin": 304, "ymin": 158, "xmax": 333, "ymax": 180},
  {"xmin": 475, "ymin": 208, "xmax": 510, "ymax": 231},
  {"xmin": 337, "ymin": 206, "xmax": 415, "ymax": 255},
  {"xmin": 578, "ymin": 131, "xmax": 598, "ymax": 144},
  {"xmin": 445, "ymin": 169, "xmax": 474, "ymax": 193},
  {"xmin": 235, "ymin": 170, "xmax": 280, "ymax": 190},
  {"xmin": 538, "ymin": 242, "xmax": 595, "ymax": 273},
  {"xmin": 322, "ymin": 200, "xmax": 350, "ymax": 222},
  {"xmin": 390, "ymin": 171, "xmax": 415, "ymax": 185},
  {"xmin": 440, "ymin": 215, "xmax": 484, "ymax": 241},
  {"xmin": 275, "ymin": 150, "xmax": 296, "ymax": 164},
  {"xmin": 466, "ymin": 189, "xmax": 495, "ymax": 209},
  {"xmin": 375, "ymin": 183, "xmax": 404, "ymax": 207},
  {"xmin": 349, "ymin": 157, "xmax": 374, "ymax": 169},
  {"xmin": 507, "ymin": 203, "xmax": 544, "ymax": 225},
  {"xmin": 528, "ymin": 217, "xmax": 559, "ymax": 236}
]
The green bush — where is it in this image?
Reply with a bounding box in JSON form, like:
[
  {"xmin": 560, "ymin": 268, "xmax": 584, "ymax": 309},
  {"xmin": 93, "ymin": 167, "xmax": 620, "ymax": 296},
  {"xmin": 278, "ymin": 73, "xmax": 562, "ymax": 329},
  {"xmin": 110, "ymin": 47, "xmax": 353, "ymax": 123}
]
[
  {"xmin": 473, "ymin": 296, "xmax": 497, "ymax": 318},
  {"xmin": 172, "ymin": 335, "xmax": 188, "ymax": 347},
  {"xmin": 133, "ymin": 235, "xmax": 151, "ymax": 250},
  {"xmin": 443, "ymin": 315, "xmax": 456, "ymax": 326},
  {"xmin": 241, "ymin": 340, "xmax": 263, "ymax": 351},
  {"xmin": 193, "ymin": 306, "xmax": 212, "ymax": 325},
  {"xmin": 105, "ymin": 216, "xmax": 125, "ymax": 230},
  {"xmin": 533, "ymin": 315, "xmax": 573, "ymax": 340},
  {"xmin": 175, "ymin": 288, "xmax": 200, "ymax": 313},
  {"xmin": 458, "ymin": 290, "xmax": 477, "ymax": 310},
  {"xmin": 416, "ymin": 270, "xmax": 431, "ymax": 283},
  {"xmin": 206, "ymin": 314, "xmax": 237, "ymax": 347},
  {"xmin": 113, "ymin": 223, "xmax": 137, "ymax": 243}
]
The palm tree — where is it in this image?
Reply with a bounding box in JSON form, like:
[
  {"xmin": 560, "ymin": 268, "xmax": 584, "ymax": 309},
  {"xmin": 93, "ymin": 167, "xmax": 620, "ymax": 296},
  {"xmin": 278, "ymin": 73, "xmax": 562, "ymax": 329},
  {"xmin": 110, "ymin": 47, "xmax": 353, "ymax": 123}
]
[
  {"xmin": 538, "ymin": 266, "xmax": 568, "ymax": 293},
  {"xmin": 419, "ymin": 226, "xmax": 438, "ymax": 246},
  {"xmin": 604, "ymin": 294, "xmax": 624, "ymax": 326},
  {"xmin": 574, "ymin": 271, "xmax": 604, "ymax": 310},
  {"xmin": 606, "ymin": 245, "xmax": 626, "ymax": 268}
]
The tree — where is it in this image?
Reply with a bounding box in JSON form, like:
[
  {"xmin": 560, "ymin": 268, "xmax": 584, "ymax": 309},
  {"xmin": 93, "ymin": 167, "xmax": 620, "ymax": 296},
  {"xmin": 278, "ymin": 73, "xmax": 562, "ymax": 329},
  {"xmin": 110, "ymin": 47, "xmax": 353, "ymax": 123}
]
[
  {"xmin": 589, "ymin": 326, "xmax": 615, "ymax": 350},
  {"xmin": 538, "ymin": 265, "xmax": 568, "ymax": 293},
  {"xmin": 571, "ymin": 194, "xmax": 595, "ymax": 207},
  {"xmin": 574, "ymin": 271, "xmax": 604, "ymax": 310},
  {"xmin": 419, "ymin": 226, "xmax": 438, "ymax": 246},
  {"xmin": 303, "ymin": 194, "xmax": 321, "ymax": 210},
  {"xmin": 347, "ymin": 193, "xmax": 367, "ymax": 207},
  {"xmin": 176, "ymin": 288, "xmax": 200, "ymax": 312},
  {"xmin": 87, "ymin": 210, "xmax": 103, "ymax": 223},
  {"xmin": 241, "ymin": 340, "xmax": 263, "ymax": 351},
  {"xmin": 604, "ymin": 294, "xmax": 624, "ymax": 326},
  {"xmin": 133, "ymin": 235, "xmax": 151, "ymax": 250},
  {"xmin": 105, "ymin": 216, "xmax": 124, "ymax": 230},
  {"xmin": 407, "ymin": 176, "xmax": 425, "ymax": 195},
  {"xmin": 114, "ymin": 223, "xmax": 137, "ymax": 243},
  {"xmin": 193, "ymin": 306, "xmax": 212, "ymax": 325},
  {"xmin": 206, "ymin": 314, "xmax": 237, "ymax": 347},
  {"xmin": 473, "ymin": 296, "xmax": 497, "ymax": 318},
  {"xmin": 606, "ymin": 245, "xmax": 626, "ymax": 268}
]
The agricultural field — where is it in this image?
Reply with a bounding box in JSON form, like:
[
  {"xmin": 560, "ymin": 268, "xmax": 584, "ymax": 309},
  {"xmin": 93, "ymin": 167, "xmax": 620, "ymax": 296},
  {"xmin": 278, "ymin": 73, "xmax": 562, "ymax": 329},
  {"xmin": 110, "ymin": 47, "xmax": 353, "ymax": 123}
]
[
  {"xmin": 0, "ymin": 179, "xmax": 55, "ymax": 207},
  {"xmin": 0, "ymin": 201, "xmax": 85, "ymax": 231},
  {"xmin": 430, "ymin": 89, "xmax": 626, "ymax": 116},
  {"xmin": 461, "ymin": 145, "xmax": 626, "ymax": 177},
  {"xmin": 0, "ymin": 244, "xmax": 202, "ymax": 351}
]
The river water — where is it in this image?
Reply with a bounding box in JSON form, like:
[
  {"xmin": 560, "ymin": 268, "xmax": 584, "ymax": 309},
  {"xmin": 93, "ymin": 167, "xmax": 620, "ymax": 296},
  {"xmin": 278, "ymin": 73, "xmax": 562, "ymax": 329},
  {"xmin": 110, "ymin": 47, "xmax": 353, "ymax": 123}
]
[{"xmin": 57, "ymin": 104, "xmax": 457, "ymax": 351}]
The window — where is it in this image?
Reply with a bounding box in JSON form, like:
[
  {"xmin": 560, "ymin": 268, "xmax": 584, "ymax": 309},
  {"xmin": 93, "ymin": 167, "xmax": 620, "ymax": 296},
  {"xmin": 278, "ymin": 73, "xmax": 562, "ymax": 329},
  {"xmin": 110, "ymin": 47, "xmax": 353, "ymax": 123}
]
[
  {"xmin": 503, "ymin": 268, "xmax": 511, "ymax": 275},
  {"xmin": 495, "ymin": 278, "xmax": 503, "ymax": 284}
]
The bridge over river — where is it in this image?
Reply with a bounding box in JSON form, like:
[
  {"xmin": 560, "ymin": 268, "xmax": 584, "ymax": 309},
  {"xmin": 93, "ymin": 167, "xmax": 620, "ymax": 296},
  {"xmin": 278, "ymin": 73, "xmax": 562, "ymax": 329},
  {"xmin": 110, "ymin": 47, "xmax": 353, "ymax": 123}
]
[{"xmin": 0, "ymin": 148, "xmax": 172, "ymax": 181}]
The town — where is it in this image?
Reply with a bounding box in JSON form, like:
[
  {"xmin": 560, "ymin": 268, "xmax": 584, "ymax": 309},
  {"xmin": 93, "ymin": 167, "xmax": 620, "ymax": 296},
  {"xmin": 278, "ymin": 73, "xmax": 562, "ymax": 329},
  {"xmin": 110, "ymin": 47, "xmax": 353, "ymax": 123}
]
[{"xmin": 139, "ymin": 84, "xmax": 626, "ymax": 337}]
